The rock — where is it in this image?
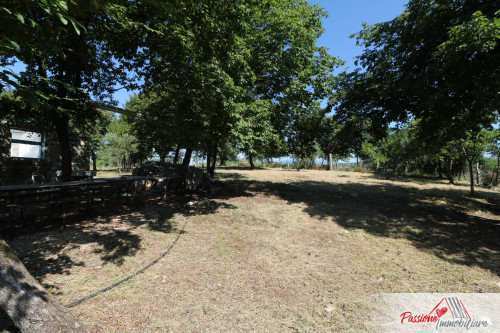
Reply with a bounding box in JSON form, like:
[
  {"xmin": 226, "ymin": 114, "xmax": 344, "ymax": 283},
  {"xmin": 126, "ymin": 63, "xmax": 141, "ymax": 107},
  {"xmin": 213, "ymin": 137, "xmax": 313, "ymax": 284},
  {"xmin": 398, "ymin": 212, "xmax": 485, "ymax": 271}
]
[{"xmin": 324, "ymin": 304, "xmax": 335, "ymax": 313}]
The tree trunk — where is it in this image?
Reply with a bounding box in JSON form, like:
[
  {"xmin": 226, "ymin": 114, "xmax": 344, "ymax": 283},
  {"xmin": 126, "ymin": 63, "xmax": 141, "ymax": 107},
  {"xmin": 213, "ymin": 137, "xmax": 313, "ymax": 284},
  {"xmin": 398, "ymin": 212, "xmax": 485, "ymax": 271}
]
[
  {"xmin": 495, "ymin": 156, "xmax": 499, "ymax": 186},
  {"xmin": 54, "ymin": 115, "xmax": 72, "ymax": 182},
  {"xmin": 92, "ymin": 151, "xmax": 97, "ymax": 171},
  {"xmin": 475, "ymin": 162, "xmax": 481, "ymax": 186},
  {"xmin": 356, "ymin": 155, "xmax": 359, "ymax": 167},
  {"xmin": 173, "ymin": 145, "xmax": 180, "ymax": 164},
  {"xmin": 208, "ymin": 144, "xmax": 217, "ymax": 177},
  {"xmin": 248, "ymin": 153, "xmax": 254, "ymax": 170},
  {"xmin": 328, "ymin": 154, "xmax": 333, "ymax": 171},
  {"xmin": 0, "ymin": 239, "xmax": 86, "ymax": 333},
  {"xmin": 438, "ymin": 160, "xmax": 443, "ymax": 179},
  {"xmin": 468, "ymin": 159, "xmax": 475, "ymax": 196},
  {"xmin": 375, "ymin": 161, "xmax": 379, "ymax": 174},
  {"xmin": 444, "ymin": 156, "xmax": 455, "ymax": 184},
  {"xmin": 180, "ymin": 147, "xmax": 193, "ymax": 188},
  {"xmin": 206, "ymin": 149, "xmax": 211, "ymax": 175},
  {"xmin": 208, "ymin": 156, "xmax": 216, "ymax": 177}
]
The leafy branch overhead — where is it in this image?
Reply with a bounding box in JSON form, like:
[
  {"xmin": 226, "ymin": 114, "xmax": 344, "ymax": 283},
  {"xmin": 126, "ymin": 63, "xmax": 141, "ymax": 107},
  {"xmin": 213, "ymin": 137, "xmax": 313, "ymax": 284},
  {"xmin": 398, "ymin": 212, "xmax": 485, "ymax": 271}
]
[{"xmin": 334, "ymin": 0, "xmax": 500, "ymax": 145}]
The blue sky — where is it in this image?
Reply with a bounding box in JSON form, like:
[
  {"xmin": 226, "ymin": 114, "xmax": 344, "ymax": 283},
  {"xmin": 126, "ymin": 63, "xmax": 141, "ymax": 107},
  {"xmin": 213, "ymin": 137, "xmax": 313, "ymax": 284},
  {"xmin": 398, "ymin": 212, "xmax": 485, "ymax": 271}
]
[{"xmin": 310, "ymin": 0, "xmax": 407, "ymax": 71}]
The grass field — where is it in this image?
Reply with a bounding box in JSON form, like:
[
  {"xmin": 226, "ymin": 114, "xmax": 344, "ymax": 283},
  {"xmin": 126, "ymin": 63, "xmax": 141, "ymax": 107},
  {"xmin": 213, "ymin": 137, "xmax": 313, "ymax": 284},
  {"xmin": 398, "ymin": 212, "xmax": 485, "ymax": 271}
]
[{"xmin": 8, "ymin": 168, "xmax": 500, "ymax": 332}]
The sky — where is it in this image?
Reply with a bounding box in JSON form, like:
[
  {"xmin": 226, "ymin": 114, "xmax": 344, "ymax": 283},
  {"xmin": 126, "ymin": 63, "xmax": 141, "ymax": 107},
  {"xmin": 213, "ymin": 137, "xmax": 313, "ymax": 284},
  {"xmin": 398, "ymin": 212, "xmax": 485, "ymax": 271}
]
[{"xmin": 310, "ymin": 0, "xmax": 407, "ymax": 72}]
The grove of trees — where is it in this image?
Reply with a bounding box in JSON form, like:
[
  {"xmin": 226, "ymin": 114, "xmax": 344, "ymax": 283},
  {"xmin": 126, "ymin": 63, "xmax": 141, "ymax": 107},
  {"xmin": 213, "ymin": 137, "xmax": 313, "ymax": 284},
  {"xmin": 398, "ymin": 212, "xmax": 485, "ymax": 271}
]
[{"xmin": 0, "ymin": 0, "xmax": 499, "ymax": 331}]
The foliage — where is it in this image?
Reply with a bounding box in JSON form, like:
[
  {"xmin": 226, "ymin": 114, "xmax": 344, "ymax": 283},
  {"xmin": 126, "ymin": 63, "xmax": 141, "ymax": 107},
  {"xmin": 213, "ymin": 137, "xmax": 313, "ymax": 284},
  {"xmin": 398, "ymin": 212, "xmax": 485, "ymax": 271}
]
[
  {"xmin": 0, "ymin": 0, "xmax": 141, "ymax": 180},
  {"xmin": 334, "ymin": 0, "xmax": 500, "ymax": 146},
  {"xmin": 128, "ymin": 0, "xmax": 339, "ymax": 172},
  {"xmin": 97, "ymin": 115, "xmax": 139, "ymax": 169},
  {"xmin": 0, "ymin": 0, "xmax": 83, "ymax": 94},
  {"xmin": 125, "ymin": 92, "xmax": 176, "ymax": 161}
]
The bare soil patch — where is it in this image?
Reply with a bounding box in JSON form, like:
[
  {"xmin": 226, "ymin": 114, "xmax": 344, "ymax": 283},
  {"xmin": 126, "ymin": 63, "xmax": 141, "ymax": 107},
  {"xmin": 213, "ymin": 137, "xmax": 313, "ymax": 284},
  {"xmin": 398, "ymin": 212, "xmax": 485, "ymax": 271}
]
[{"xmin": 4, "ymin": 169, "xmax": 499, "ymax": 332}]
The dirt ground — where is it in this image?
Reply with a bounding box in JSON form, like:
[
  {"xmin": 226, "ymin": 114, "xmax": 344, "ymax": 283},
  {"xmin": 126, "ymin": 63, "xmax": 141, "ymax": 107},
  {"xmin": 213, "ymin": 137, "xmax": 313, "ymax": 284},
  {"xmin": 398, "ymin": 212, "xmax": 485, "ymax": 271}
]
[{"xmin": 5, "ymin": 168, "xmax": 500, "ymax": 332}]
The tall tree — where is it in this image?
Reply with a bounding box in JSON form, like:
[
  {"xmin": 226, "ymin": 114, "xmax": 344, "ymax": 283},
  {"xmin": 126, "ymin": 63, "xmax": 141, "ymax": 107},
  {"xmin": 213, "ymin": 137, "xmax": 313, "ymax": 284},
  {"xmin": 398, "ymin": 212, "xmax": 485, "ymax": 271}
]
[
  {"xmin": 131, "ymin": 0, "xmax": 339, "ymax": 177},
  {"xmin": 245, "ymin": 0, "xmax": 340, "ymax": 162},
  {"xmin": 486, "ymin": 129, "xmax": 500, "ymax": 185},
  {"xmin": 333, "ymin": 0, "xmax": 499, "ymax": 194},
  {"xmin": 334, "ymin": 1, "xmax": 499, "ymax": 144},
  {"xmin": 1, "ymin": 0, "xmax": 138, "ymax": 181},
  {"xmin": 97, "ymin": 115, "xmax": 139, "ymax": 171}
]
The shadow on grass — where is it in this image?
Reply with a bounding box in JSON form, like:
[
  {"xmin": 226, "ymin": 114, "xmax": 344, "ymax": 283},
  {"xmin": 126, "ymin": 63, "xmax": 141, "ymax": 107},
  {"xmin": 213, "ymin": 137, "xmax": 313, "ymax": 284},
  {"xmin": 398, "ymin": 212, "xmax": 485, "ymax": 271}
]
[
  {"xmin": 211, "ymin": 177, "xmax": 500, "ymax": 277},
  {"xmin": 9, "ymin": 194, "xmax": 236, "ymax": 285},
  {"xmin": 1, "ymin": 191, "xmax": 237, "ymax": 331},
  {"xmin": 215, "ymin": 172, "xmax": 249, "ymax": 180}
]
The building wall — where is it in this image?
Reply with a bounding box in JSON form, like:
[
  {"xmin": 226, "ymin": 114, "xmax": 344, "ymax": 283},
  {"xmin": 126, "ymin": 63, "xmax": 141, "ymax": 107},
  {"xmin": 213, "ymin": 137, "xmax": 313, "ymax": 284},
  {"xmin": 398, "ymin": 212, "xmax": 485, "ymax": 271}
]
[{"xmin": 0, "ymin": 121, "xmax": 91, "ymax": 185}]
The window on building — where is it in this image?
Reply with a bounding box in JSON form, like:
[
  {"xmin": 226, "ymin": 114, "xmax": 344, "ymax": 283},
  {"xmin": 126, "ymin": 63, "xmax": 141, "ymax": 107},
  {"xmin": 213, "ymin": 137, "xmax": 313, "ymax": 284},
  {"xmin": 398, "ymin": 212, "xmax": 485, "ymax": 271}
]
[{"xmin": 10, "ymin": 129, "xmax": 44, "ymax": 159}]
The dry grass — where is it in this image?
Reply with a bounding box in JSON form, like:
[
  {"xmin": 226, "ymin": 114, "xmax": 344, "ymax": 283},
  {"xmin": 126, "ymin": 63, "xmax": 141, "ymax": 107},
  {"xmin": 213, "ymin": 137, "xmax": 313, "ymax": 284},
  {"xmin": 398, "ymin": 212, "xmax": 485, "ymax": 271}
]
[
  {"xmin": 5, "ymin": 168, "xmax": 500, "ymax": 332},
  {"xmin": 95, "ymin": 171, "xmax": 132, "ymax": 178}
]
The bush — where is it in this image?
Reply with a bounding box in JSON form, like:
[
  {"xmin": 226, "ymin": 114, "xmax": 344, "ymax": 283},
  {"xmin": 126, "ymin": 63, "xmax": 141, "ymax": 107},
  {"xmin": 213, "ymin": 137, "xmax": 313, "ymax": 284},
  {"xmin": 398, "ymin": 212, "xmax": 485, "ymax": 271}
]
[
  {"xmin": 237, "ymin": 159, "xmax": 249, "ymax": 167},
  {"xmin": 482, "ymin": 172, "xmax": 498, "ymax": 188},
  {"xmin": 353, "ymin": 167, "xmax": 370, "ymax": 173}
]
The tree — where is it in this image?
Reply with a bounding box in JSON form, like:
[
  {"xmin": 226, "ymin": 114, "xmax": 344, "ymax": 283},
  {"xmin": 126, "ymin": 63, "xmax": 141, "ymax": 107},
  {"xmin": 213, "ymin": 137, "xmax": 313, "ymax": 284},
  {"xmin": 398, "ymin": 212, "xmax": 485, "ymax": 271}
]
[
  {"xmin": 0, "ymin": 240, "xmax": 86, "ymax": 332},
  {"xmin": 318, "ymin": 116, "xmax": 350, "ymax": 169},
  {"xmin": 459, "ymin": 130, "xmax": 490, "ymax": 196},
  {"xmin": 334, "ymin": 0, "xmax": 500, "ymax": 161},
  {"xmin": 129, "ymin": 0, "xmax": 340, "ymax": 177},
  {"xmin": 232, "ymin": 100, "xmax": 285, "ymax": 170},
  {"xmin": 245, "ymin": 1, "xmax": 340, "ymax": 164},
  {"xmin": 126, "ymin": 92, "xmax": 177, "ymax": 162},
  {"xmin": 1, "ymin": 0, "xmax": 138, "ymax": 181},
  {"xmin": 0, "ymin": 1, "xmax": 83, "ymax": 92},
  {"xmin": 88, "ymin": 111, "xmax": 114, "ymax": 171},
  {"xmin": 486, "ymin": 129, "xmax": 500, "ymax": 185},
  {"xmin": 0, "ymin": 2, "xmax": 150, "ymax": 330},
  {"xmin": 97, "ymin": 115, "xmax": 139, "ymax": 171}
]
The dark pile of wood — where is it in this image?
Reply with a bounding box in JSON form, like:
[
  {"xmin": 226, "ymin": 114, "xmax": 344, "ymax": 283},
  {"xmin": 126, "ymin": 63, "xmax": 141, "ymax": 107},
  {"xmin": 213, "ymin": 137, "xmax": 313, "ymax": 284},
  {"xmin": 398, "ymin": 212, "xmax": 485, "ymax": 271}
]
[
  {"xmin": 132, "ymin": 161, "xmax": 180, "ymax": 177},
  {"xmin": 132, "ymin": 162, "xmax": 210, "ymax": 190}
]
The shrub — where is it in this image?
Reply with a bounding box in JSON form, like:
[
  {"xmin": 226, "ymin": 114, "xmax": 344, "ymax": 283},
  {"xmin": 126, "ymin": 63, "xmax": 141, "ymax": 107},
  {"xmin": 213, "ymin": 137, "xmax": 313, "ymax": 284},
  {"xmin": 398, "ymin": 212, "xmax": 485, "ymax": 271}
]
[{"xmin": 238, "ymin": 159, "xmax": 249, "ymax": 167}]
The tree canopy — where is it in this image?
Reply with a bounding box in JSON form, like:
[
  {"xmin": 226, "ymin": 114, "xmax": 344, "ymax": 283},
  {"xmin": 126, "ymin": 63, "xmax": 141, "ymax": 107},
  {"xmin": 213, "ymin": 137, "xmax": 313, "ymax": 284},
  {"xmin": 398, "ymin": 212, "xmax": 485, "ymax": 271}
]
[
  {"xmin": 333, "ymin": 0, "xmax": 500, "ymax": 144},
  {"xmin": 0, "ymin": 0, "xmax": 141, "ymax": 180},
  {"xmin": 128, "ymin": 0, "xmax": 340, "ymax": 174}
]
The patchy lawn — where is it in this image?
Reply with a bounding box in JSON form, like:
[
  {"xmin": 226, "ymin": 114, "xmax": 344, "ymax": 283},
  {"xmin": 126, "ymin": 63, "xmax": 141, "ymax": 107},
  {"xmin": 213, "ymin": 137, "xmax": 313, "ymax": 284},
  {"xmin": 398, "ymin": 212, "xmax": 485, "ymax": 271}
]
[{"xmin": 5, "ymin": 168, "xmax": 500, "ymax": 332}]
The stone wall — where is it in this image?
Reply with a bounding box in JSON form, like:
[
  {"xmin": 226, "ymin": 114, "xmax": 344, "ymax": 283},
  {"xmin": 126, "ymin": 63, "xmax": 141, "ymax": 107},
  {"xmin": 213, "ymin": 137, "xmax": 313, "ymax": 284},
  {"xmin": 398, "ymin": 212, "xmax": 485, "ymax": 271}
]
[{"xmin": 0, "ymin": 121, "xmax": 91, "ymax": 185}]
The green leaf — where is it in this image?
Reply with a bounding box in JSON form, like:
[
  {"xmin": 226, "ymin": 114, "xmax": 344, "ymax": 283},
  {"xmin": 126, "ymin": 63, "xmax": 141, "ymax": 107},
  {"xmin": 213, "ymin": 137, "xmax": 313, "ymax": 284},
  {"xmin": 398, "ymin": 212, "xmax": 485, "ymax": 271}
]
[
  {"xmin": 1, "ymin": 7, "xmax": 11, "ymax": 15},
  {"xmin": 15, "ymin": 13, "xmax": 25, "ymax": 24},
  {"xmin": 40, "ymin": 4, "xmax": 52, "ymax": 15},
  {"xmin": 58, "ymin": 1, "xmax": 68, "ymax": 11},
  {"xmin": 9, "ymin": 40, "xmax": 20, "ymax": 51},
  {"xmin": 36, "ymin": 91, "xmax": 51, "ymax": 101},
  {"xmin": 55, "ymin": 12, "xmax": 68, "ymax": 25},
  {"xmin": 70, "ymin": 19, "xmax": 81, "ymax": 35}
]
